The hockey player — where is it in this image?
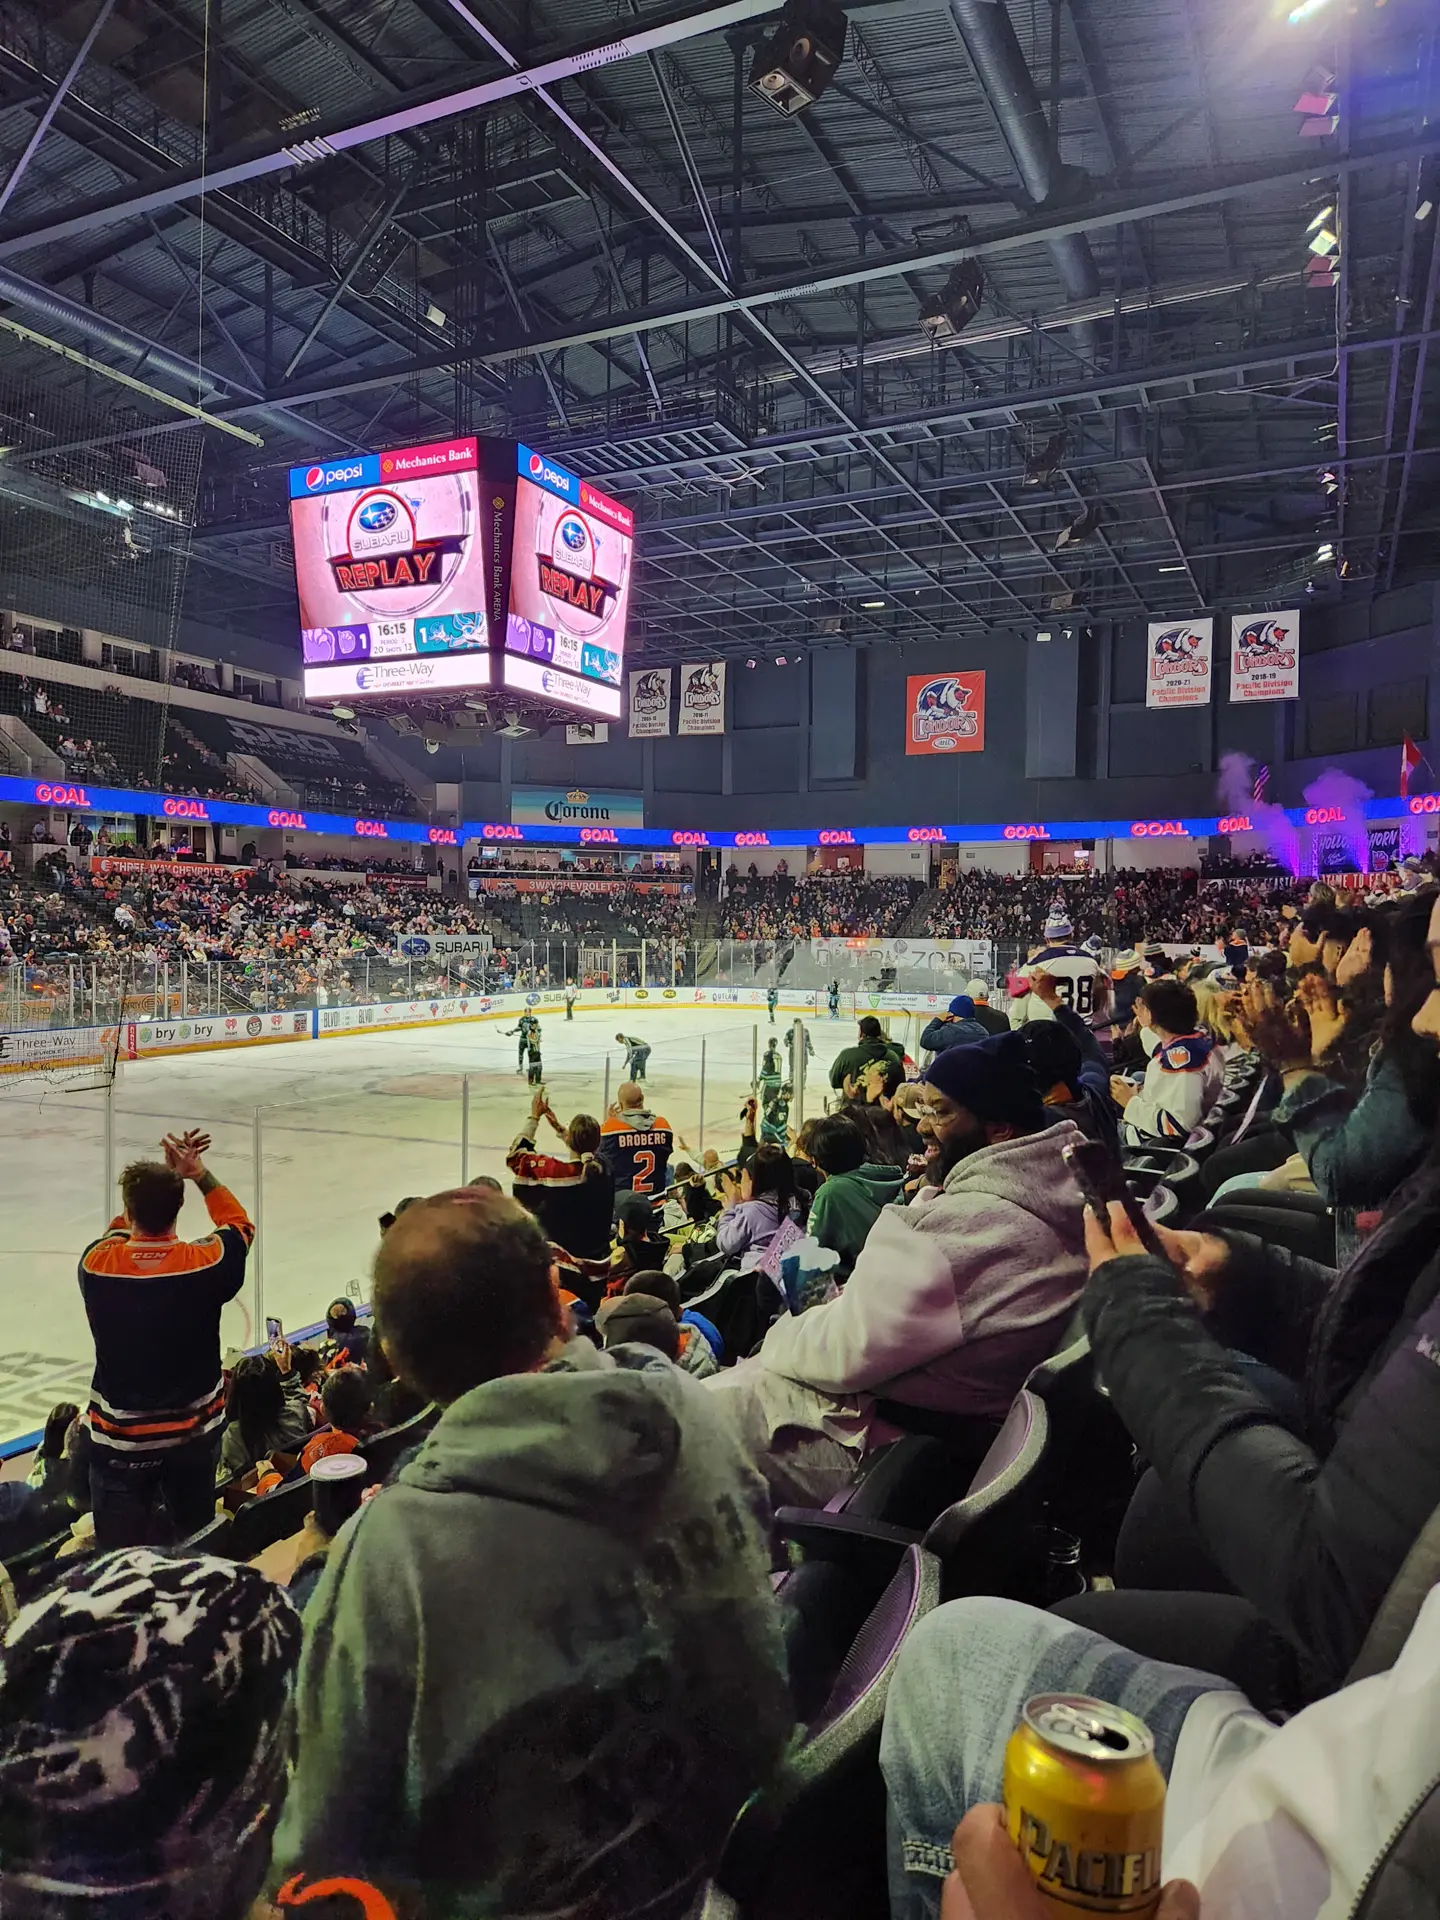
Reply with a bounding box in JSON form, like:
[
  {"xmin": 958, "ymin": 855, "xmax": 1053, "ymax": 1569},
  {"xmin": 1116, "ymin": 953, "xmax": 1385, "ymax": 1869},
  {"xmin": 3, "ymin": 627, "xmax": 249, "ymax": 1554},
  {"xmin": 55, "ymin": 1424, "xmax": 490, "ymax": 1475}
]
[
  {"xmin": 506, "ymin": 1010, "xmax": 540, "ymax": 1073},
  {"xmin": 1009, "ymin": 906, "xmax": 1105, "ymax": 1026}
]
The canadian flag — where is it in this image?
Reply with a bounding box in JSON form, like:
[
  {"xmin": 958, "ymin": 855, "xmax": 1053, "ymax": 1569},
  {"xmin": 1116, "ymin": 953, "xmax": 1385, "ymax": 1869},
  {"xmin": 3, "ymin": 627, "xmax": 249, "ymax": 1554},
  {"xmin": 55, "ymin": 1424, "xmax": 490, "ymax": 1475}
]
[{"xmin": 1401, "ymin": 733, "xmax": 1423, "ymax": 799}]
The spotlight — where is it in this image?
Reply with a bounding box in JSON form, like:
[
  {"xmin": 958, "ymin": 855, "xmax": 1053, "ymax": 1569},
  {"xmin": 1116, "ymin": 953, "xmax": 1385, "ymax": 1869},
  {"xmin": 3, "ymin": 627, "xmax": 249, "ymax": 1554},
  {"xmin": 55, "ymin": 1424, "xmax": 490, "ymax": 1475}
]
[
  {"xmin": 745, "ymin": 657, "xmax": 757, "ymax": 669},
  {"xmin": 1035, "ymin": 629, "xmax": 1053, "ymax": 644},
  {"xmin": 861, "ymin": 598, "xmax": 886, "ymax": 610},
  {"xmin": 1317, "ymin": 542, "xmax": 1335, "ymax": 561},
  {"xmin": 331, "ymin": 704, "xmax": 355, "ymax": 721},
  {"xmin": 1024, "ymin": 431, "xmax": 1068, "ymax": 486},
  {"xmin": 776, "ymin": 655, "xmax": 788, "ymax": 666},
  {"xmin": 748, "ymin": 0, "xmax": 848, "ymax": 117},
  {"xmin": 1054, "ymin": 502, "xmax": 1102, "ymax": 551},
  {"xmin": 918, "ymin": 260, "xmax": 985, "ymax": 341}
]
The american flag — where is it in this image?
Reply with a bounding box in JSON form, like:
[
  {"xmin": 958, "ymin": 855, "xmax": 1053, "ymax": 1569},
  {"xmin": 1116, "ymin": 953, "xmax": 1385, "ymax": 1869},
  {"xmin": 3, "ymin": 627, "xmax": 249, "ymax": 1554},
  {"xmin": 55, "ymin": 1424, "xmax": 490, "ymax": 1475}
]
[{"xmin": 1252, "ymin": 763, "xmax": 1270, "ymax": 802}]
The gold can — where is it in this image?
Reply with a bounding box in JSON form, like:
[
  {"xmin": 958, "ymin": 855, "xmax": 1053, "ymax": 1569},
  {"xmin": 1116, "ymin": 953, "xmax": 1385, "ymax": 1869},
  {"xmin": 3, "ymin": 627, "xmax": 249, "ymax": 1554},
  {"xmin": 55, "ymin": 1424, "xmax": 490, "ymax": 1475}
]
[{"xmin": 1002, "ymin": 1693, "xmax": 1166, "ymax": 1916}]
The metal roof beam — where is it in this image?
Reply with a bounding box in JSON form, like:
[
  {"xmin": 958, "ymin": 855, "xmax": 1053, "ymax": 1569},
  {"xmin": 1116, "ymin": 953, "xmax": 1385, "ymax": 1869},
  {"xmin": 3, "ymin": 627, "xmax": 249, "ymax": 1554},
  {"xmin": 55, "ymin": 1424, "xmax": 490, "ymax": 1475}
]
[
  {"xmin": 0, "ymin": 0, "xmax": 794, "ymax": 261},
  {"xmin": 244, "ymin": 129, "xmax": 1440, "ymax": 404}
]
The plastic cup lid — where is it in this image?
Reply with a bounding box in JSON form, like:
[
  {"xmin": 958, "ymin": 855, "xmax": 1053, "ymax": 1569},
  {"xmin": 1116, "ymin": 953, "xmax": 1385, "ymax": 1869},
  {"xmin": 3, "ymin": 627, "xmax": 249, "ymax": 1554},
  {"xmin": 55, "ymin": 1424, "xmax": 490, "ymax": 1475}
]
[{"xmin": 309, "ymin": 1451, "xmax": 368, "ymax": 1483}]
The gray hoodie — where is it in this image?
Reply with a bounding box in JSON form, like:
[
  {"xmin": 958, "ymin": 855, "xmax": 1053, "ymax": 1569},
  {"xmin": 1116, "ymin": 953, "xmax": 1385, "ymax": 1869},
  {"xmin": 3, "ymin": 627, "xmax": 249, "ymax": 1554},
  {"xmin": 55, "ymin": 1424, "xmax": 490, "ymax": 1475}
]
[{"xmin": 273, "ymin": 1342, "xmax": 792, "ymax": 1918}]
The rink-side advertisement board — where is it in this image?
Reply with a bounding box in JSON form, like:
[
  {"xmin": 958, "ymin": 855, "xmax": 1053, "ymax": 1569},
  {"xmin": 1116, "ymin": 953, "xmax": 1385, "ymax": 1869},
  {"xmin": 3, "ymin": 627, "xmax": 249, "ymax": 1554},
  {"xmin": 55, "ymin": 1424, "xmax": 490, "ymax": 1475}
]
[{"xmin": 133, "ymin": 1010, "xmax": 312, "ymax": 1056}]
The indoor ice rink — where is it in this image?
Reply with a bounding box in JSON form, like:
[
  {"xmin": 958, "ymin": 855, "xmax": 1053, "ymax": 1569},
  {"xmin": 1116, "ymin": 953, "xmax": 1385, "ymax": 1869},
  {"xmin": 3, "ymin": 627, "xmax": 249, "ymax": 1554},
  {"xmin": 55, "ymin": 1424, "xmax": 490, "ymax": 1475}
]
[{"xmin": 0, "ymin": 1002, "xmax": 900, "ymax": 1447}]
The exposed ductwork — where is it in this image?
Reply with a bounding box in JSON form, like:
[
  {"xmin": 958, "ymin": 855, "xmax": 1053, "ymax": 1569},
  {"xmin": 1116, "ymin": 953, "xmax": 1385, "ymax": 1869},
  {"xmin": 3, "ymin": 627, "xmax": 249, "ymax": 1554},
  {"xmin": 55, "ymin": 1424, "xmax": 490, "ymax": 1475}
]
[
  {"xmin": 0, "ymin": 267, "xmax": 337, "ymax": 448},
  {"xmin": 946, "ymin": 0, "xmax": 1104, "ymax": 319}
]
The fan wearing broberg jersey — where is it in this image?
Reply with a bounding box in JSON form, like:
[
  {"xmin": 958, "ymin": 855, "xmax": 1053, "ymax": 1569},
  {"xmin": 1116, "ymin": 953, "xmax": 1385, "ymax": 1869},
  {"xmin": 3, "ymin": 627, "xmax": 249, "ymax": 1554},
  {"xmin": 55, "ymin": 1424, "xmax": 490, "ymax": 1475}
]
[{"xmin": 599, "ymin": 1081, "xmax": 677, "ymax": 1198}]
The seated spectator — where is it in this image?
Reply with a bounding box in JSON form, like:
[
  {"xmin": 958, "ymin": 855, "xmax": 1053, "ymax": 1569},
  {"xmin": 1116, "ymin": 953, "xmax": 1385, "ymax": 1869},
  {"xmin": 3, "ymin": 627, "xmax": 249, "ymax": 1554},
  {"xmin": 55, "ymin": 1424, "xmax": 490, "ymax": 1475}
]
[
  {"xmin": 298, "ymin": 1367, "xmax": 379, "ymax": 1474},
  {"xmin": 707, "ymin": 1032, "xmax": 1087, "ymax": 1506},
  {"xmin": 829, "ymin": 1014, "xmax": 905, "ymax": 1092},
  {"xmin": 1048, "ymin": 911, "xmax": 1440, "ymax": 1702},
  {"xmin": 364, "ymin": 1335, "xmax": 429, "ymax": 1430},
  {"xmin": 0, "ymin": 1549, "xmax": 301, "ymax": 1920},
  {"xmin": 715, "ymin": 1143, "xmax": 798, "ymax": 1270},
  {"xmin": 217, "ymin": 1345, "xmax": 314, "ymax": 1486},
  {"xmin": 272, "ymin": 1185, "xmax": 793, "ymax": 1914},
  {"xmin": 798, "ymin": 1112, "xmax": 905, "ymax": 1278},
  {"xmin": 880, "ymin": 1583, "xmax": 1440, "ymax": 1920},
  {"xmin": 291, "ymin": 1344, "xmax": 326, "ymax": 1421},
  {"xmin": 921, "ymin": 996, "xmax": 988, "ymax": 1054},
  {"xmin": 608, "ymin": 1191, "xmax": 671, "ymax": 1290},
  {"xmin": 596, "ymin": 1290, "xmax": 683, "ymax": 1363},
  {"xmin": 320, "ymin": 1298, "xmax": 370, "ymax": 1369},
  {"xmin": 1112, "ymin": 977, "xmax": 1222, "ymax": 1143},
  {"xmin": 623, "ymin": 1268, "xmax": 723, "ymax": 1373},
  {"xmin": 663, "ymin": 1158, "xmax": 722, "ymax": 1231},
  {"xmin": 506, "ymin": 1089, "xmax": 614, "ymax": 1261}
]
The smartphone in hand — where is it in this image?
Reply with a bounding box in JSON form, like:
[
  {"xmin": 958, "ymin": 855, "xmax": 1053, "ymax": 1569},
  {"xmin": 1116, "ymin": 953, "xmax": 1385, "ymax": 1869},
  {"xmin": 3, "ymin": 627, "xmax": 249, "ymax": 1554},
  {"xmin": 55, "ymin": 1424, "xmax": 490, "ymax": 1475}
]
[
  {"xmin": 1062, "ymin": 1138, "xmax": 1170, "ymax": 1262},
  {"xmin": 266, "ymin": 1316, "xmax": 283, "ymax": 1348}
]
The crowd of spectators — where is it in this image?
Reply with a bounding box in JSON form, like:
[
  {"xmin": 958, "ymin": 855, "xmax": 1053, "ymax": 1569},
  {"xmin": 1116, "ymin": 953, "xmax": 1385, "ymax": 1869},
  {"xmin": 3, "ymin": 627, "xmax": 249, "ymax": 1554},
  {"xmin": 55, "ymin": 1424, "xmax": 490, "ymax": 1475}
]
[
  {"xmin": 7, "ymin": 873, "xmax": 1440, "ymax": 1915},
  {"xmin": 720, "ymin": 869, "xmax": 925, "ymax": 939},
  {"xmin": 923, "ymin": 864, "xmax": 1302, "ymax": 947}
]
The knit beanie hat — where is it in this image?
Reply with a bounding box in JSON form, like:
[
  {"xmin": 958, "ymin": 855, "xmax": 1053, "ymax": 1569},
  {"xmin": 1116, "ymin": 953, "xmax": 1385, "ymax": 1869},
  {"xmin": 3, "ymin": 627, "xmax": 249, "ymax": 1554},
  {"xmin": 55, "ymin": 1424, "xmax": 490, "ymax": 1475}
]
[
  {"xmin": 1042, "ymin": 908, "xmax": 1074, "ymax": 942},
  {"xmin": 0, "ymin": 1549, "xmax": 301, "ymax": 1920},
  {"xmin": 921, "ymin": 1030, "xmax": 1046, "ymax": 1131},
  {"xmin": 948, "ymin": 994, "xmax": 976, "ymax": 1017}
]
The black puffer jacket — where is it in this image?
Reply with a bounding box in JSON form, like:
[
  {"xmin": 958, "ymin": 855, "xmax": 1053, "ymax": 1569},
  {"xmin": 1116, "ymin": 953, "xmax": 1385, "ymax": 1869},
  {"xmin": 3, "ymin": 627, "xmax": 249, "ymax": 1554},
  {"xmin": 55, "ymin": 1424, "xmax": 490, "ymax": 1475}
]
[{"xmin": 1084, "ymin": 1163, "xmax": 1440, "ymax": 1691}]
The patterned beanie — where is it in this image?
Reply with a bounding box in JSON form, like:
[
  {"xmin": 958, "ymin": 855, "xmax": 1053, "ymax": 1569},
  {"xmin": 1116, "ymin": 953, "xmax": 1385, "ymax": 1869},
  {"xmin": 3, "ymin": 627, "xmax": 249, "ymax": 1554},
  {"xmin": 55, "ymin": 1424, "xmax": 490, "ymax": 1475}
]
[{"xmin": 0, "ymin": 1548, "xmax": 301, "ymax": 1920}]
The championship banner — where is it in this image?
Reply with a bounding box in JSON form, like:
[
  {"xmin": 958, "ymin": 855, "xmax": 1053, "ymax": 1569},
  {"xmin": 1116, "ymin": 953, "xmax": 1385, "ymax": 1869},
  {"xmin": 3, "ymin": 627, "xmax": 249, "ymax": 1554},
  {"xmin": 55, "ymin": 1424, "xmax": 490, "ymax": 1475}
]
[
  {"xmin": 1145, "ymin": 618, "xmax": 1212, "ymax": 708},
  {"xmin": 1229, "ymin": 611, "xmax": 1300, "ymax": 703},
  {"xmin": 677, "ymin": 662, "xmax": 725, "ymax": 735},
  {"xmin": 627, "ymin": 667, "xmax": 672, "ymax": 737},
  {"xmin": 905, "ymin": 671, "xmax": 984, "ymax": 754}
]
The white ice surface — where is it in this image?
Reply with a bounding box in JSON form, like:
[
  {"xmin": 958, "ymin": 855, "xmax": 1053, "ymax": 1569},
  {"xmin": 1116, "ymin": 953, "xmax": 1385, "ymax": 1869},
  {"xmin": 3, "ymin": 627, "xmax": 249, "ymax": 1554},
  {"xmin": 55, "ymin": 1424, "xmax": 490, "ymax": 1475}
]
[{"xmin": 0, "ymin": 1005, "xmax": 879, "ymax": 1443}]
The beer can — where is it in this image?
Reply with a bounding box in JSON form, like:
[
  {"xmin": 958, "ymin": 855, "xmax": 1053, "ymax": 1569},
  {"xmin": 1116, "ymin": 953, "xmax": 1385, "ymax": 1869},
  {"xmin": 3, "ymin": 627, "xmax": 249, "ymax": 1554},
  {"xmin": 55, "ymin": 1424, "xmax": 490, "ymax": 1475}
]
[{"xmin": 1002, "ymin": 1692, "xmax": 1165, "ymax": 1916}]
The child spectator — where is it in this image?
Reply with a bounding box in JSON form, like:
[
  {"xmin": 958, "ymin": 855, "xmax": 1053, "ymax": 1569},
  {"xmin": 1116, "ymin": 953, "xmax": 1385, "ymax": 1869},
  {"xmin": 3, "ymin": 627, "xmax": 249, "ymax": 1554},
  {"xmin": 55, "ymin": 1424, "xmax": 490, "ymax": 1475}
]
[
  {"xmin": 321, "ymin": 1297, "xmax": 370, "ymax": 1369},
  {"xmin": 608, "ymin": 1191, "xmax": 671, "ymax": 1292},
  {"xmin": 216, "ymin": 1349, "xmax": 313, "ymax": 1486},
  {"xmin": 624, "ymin": 1269, "xmax": 723, "ymax": 1375}
]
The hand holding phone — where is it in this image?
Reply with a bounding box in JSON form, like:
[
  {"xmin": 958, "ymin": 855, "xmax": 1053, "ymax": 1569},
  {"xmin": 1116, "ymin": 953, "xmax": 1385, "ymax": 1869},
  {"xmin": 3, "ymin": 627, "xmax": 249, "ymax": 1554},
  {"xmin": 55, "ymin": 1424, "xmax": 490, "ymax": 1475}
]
[{"xmin": 1062, "ymin": 1137, "xmax": 1169, "ymax": 1261}]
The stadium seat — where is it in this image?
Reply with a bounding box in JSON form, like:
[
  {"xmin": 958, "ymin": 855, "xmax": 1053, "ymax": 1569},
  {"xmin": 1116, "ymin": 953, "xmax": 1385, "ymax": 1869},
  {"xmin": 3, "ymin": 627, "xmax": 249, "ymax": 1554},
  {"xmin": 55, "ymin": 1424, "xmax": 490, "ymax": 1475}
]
[
  {"xmin": 179, "ymin": 1511, "xmax": 233, "ymax": 1555},
  {"xmin": 775, "ymin": 1435, "xmax": 958, "ymax": 1720},
  {"xmin": 706, "ymin": 1542, "xmax": 942, "ymax": 1919},
  {"xmin": 361, "ymin": 1403, "xmax": 441, "ymax": 1483},
  {"xmin": 0, "ymin": 1525, "xmax": 75, "ymax": 1605},
  {"xmin": 775, "ymin": 1388, "xmax": 1053, "ymax": 1616},
  {"xmin": 223, "ymin": 1475, "xmax": 314, "ymax": 1560},
  {"xmin": 1025, "ymin": 1337, "xmax": 1136, "ymax": 1578}
]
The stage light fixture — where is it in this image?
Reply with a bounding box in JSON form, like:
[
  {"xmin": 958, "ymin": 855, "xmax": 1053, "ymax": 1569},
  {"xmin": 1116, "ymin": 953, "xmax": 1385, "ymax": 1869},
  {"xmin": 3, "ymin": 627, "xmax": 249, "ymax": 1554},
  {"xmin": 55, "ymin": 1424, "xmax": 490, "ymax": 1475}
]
[
  {"xmin": 1035, "ymin": 628, "xmax": 1053, "ymax": 644},
  {"xmin": 1024, "ymin": 431, "xmax": 1068, "ymax": 486},
  {"xmin": 1054, "ymin": 502, "xmax": 1102, "ymax": 551},
  {"xmin": 861, "ymin": 598, "xmax": 886, "ymax": 609},
  {"xmin": 330, "ymin": 705, "xmax": 355, "ymax": 720},
  {"xmin": 918, "ymin": 260, "xmax": 985, "ymax": 341},
  {"xmin": 749, "ymin": 0, "xmax": 848, "ymax": 116}
]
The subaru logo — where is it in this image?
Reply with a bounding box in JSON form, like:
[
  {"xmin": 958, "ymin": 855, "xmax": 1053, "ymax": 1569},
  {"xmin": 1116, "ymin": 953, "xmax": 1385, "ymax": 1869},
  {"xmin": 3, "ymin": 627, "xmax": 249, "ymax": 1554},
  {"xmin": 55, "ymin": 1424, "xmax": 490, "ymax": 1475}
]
[
  {"xmin": 560, "ymin": 516, "xmax": 586, "ymax": 551},
  {"xmin": 357, "ymin": 498, "xmax": 397, "ymax": 532}
]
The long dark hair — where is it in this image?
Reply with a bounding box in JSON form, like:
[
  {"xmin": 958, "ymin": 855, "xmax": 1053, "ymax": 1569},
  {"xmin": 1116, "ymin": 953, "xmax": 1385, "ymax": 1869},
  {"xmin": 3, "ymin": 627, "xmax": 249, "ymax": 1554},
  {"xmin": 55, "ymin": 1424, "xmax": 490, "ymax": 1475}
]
[
  {"xmin": 746, "ymin": 1143, "xmax": 797, "ymax": 1219},
  {"xmin": 1378, "ymin": 890, "xmax": 1440, "ymax": 1130},
  {"xmin": 226, "ymin": 1355, "xmax": 284, "ymax": 1461}
]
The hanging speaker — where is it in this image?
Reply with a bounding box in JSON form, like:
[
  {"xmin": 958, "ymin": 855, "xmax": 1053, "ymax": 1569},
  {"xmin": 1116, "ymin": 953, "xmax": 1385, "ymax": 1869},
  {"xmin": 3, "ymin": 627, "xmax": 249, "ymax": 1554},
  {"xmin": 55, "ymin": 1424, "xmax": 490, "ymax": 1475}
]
[{"xmin": 749, "ymin": 0, "xmax": 848, "ymax": 117}]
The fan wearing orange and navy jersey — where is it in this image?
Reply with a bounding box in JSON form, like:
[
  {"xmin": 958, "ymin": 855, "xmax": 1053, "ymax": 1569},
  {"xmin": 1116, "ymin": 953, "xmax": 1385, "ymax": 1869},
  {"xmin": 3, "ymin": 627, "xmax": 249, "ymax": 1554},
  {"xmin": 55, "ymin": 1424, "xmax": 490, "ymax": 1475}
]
[
  {"xmin": 599, "ymin": 1081, "xmax": 676, "ymax": 1199},
  {"xmin": 79, "ymin": 1128, "xmax": 252, "ymax": 1549}
]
